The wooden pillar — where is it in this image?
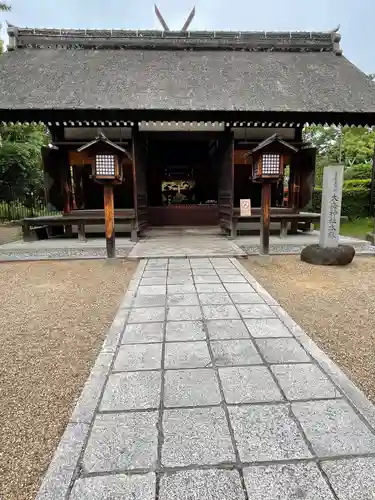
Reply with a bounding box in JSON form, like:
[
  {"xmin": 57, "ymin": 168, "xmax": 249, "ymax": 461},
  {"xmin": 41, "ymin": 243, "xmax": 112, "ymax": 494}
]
[
  {"xmin": 104, "ymin": 184, "xmax": 116, "ymax": 258},
  {"xmin": 288, "ymin": 166, "xmax": 300, "ymax": 210},
  {"xmin": 61, "ymin": 163, "xmax": 72, "ymax": 214},
  {"xmin": 288, "ymin": 165, "xmax": 300, "ymax": 234},
  {"xmin": 260, "ymin": 182, "xmax": 271, "ymax": 255}
]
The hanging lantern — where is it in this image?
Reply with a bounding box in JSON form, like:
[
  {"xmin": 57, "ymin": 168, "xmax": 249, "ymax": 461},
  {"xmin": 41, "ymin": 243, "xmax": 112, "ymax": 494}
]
[
  {"xmin": 249, "ymin": 134, "xmax": 298, "ymax": 183},
  {"xmin": 77, "ymin": 132, "xmax": 131, "ymax": 184}
]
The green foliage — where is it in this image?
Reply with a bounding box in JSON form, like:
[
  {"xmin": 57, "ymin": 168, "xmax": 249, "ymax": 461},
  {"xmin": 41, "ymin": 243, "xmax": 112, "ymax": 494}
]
[
  {"xmin": 343, "ymin": 179, "xmax": 371, "ymax": 189},
  {"xmin": 312, "ymin": 188, "xmax": 370, "ymax": 219},
  {"xmin": 340, "ymin": 217, "xmax": 374, "ymax": 239},
  {"xmin": 0, "ymin": 199, "xmax": 55, "ymax": 222},
  {"xmin": 0, "ymin": 123, "xmax": 49, "ymax": 203},
  {"xmin": 304, "ymin": 125, "xmax": 375, "ymax": 187},
  {"xmin": 344, "ymin": 163, "xmax": 373, "ymax": 180}
]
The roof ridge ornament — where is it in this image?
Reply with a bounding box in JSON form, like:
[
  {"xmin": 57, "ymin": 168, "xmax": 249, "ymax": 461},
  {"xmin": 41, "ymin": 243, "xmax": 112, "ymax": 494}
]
[
  {"xmin": 329, "ymin": 24, "xmax": 340, "ymax": 33},
  {"xmin": 154, "ymin": 4, "xmax": 195, "ymax": 32}
]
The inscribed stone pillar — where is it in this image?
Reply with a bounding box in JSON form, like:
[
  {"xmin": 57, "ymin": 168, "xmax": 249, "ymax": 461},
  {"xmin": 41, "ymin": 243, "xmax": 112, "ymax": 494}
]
[{"xmin": 319, "ymin": 165, "xmax": 344, "ymax": 248}]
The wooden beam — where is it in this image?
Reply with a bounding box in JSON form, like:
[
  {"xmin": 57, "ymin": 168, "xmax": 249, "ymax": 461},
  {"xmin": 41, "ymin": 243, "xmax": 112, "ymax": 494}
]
[
  {"xmin": 61, "ymin": 162, "xmax": 72, "ymax": 214},
  {"xmin": 260, "ymin": 182, "xmax": 272, "ymax": 255},
  {"xmin": 154, "ymin": 4, "xmax": 170, "ymax": 31},
  {"xmin": 104, "ymin": 184, "xmax": 116, "ymax": 258},
  {"xmin": 181, "ymin": 6, "xmax": 195, "ymax": 31}
]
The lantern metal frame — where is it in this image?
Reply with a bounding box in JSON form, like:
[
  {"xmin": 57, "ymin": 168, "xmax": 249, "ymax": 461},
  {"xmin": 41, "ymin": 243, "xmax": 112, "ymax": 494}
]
[
  {"xmin": 248, "ymin": 133, "xmax": 298, "ymax": 183},
  {"xmin": 77, "ymin": 132, "xmax": 131, "ymax": 184}
]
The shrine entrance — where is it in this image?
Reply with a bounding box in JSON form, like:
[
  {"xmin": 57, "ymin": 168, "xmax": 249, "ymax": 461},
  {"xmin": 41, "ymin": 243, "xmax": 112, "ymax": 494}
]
[{"xmin": 145, "ymin": 133, "xmax": 222, "ymax": 226}]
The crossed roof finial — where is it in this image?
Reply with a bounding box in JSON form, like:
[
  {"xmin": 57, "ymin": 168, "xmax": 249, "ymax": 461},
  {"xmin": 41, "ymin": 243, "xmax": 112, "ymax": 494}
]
[{"xmin": 154, "ymin": 4, "xmax": 195, "ymax": 32}]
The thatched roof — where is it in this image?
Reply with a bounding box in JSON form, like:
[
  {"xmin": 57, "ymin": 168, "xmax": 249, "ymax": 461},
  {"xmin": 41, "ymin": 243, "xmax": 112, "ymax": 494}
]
[{"xmin": 0, "ymin": 27, "xmax": 375, "ymax": 119}]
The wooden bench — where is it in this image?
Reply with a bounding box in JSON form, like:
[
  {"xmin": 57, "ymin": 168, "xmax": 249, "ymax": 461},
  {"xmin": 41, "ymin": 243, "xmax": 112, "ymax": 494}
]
[
  {"xmin": 22, "ymin": 209, "xmax": 139, "ymax": 242},
  {"xmin": 222, "ymin": 209, "xmax": 322, "ymax": 238}
]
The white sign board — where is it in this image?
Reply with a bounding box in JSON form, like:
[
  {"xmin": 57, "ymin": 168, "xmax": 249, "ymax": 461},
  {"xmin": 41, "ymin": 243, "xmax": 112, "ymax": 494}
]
[
  {"xmin": 240, "ymin": 199, "xmax": 251, "ymax": 217},
  {"xmin": 319, "ymin": 165, "xmax": 344, "ymax": 248}
]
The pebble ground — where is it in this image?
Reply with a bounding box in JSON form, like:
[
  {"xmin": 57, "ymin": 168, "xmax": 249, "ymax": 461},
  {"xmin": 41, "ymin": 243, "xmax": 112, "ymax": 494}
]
[
  {"xmin": 241, "ymin": 254, "xmax": 375, "ymax": 404},
  {"xmin": 0, "ymin": 259, "xmax": 136, "ymax": 500}
]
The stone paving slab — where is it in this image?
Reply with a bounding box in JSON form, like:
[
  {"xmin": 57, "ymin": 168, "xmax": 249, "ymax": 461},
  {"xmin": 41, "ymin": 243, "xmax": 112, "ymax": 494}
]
[
  {"xmin": 321, "ymin": 457, "xmax": 375, "ymax": 500},
  {"xmin": 199, "ymin": 292, "xmax": 232, "ymax": 305},
  {"xmin": 132, "ymin": 294, "xmax": 167, "ymax": 307},
  {"xmin": 219, "ymin": 366, "xmax": 283, "ymax": 403},
  {"xmin": 292, "ymin": 399, "xmax": 375, "ymax": 457},
  {"xmin": 82, "ymin": 412, "xmax": 158, "ymax": 472},
  {"xmin": 206, "ymin": 319, "xmax": 250, "ymax": 339},
  {"xmin": 164, "ymin": 368, "xmax": 221, "ymax": 407},
  {"xmin": 35, "ymin": 257, "xmax": 375, "ymax": 500},
  {"xmin": 243, "ymin": 463, "xmax": 336, "ymax": 500},
  {"xmin": 161, "ymin": 407, "xmax": 235, "ymax": 467},
  {"xmin": 128, "ymin": 235, "xmax": 245, "ymax": 259},
  {"xmin": 70, "ymin": 473, "xmax": 155, "ymax": 500},
  {"xmin": 165, "ymin": 321, "xmax": 206, "ymax": 341},
  {"xmin": 164, "ymin": 341, "xmax": 211, "ymax": 369},
  {"xmin": 229, "ymin": 404, "xmax": 312, "ymax": 462},
  {"xmin": 128, "ymin": 306, "xmax": 166, "ymax": 323},
  {"xmin": 245, "ymin": 318, "xmax": 293, "ymax": 338},
  {"xmin": 211, "ymin": 339, "xmax": 262, "ymax": 366},
  {"xmin": 256, "ymin": 338, "xmax": 311, "ymax": 363},
  {"xmin": 167, "ymin": 293, "xmax": 199, "ymax": 306},
  {"xmin": 271, "ymin": 364, "xmax": 341, "ymax": 400},
  {"xmin": 114, "ymin": 343, "xmax": 162, "ymax": 371},
  {"xmin": 122, "ymin": 323, "xmax": 164, "ymax": 344},
  {"xmin": 159, "ymin": 469, "xmax": 245, "ymax": 500},
  {"xmin": 100, "ymin": 371, "xmax": 161, "ymax": 411}
]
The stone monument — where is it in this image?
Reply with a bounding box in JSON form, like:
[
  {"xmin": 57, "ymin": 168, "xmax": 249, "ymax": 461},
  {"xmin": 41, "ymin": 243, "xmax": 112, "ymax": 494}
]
[{"xmin": 301, "ymin": 165, "xmax": 355, "ymax": 265}]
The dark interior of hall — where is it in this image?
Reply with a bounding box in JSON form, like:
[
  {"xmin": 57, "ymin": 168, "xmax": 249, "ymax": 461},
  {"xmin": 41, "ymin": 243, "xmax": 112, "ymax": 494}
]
[{"xmin": 146, "ymin": 136, "xmax": 218, "ymax": 207}]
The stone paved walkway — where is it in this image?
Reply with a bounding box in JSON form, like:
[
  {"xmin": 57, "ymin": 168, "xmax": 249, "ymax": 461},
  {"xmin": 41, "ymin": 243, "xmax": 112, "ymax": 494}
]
[
  {"xmin": 128, "ymin": 233, "xmax": 245, "ymax": 259},
  {"xmin": 37, "ymin": 258, "xmax": 375, "ymax": 500}
]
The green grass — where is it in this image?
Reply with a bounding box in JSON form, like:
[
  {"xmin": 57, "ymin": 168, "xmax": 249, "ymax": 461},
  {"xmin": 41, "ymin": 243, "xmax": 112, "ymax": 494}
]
[
  {"xmin": 315, "ymin": 217, "xmax": 374, "ymax": 240},
  {"xmin": 339, "ymin": 217, "xmax": 374, "ymax": 239}
]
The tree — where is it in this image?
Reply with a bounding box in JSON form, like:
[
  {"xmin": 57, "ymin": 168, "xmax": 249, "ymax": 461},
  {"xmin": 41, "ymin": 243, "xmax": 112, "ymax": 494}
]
[
  {"xmin": 304, "ymin": 125, "xmax": 375, "ymax": 185},
  {"xmin": 0, "ymin": 123, "xmax": 49, "ymax": 202}
]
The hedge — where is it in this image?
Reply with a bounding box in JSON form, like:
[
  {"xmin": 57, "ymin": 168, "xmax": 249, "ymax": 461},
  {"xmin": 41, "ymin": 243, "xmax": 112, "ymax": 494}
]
[
  {"xmin": 343, "ymin": 179, "xmax": 371, "ymax": 189},
  {"xmin": 344, "ymin": 164, "xmax": 373, "ymax": 180},
  {"xmin": 312, "ymin": 188, "xmax": 370, "ymax": 219}
]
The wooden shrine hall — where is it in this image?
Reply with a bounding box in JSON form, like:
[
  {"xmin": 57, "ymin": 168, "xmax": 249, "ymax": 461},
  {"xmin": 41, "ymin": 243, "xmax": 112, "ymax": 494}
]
[{"xmin": 1, "ymin": 20, "xmax": 375, "ymax": 242}]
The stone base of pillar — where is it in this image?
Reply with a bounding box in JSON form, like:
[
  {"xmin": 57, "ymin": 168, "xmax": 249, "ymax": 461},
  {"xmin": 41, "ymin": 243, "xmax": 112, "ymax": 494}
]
[{"xmin": 301, "ymin": 244, "xmax": 355, "ymax": 266}]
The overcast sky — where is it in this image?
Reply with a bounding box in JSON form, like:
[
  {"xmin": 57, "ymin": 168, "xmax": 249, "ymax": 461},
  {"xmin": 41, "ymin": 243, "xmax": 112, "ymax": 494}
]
[{"xmin": 1, "ymin": 0, "xmax": 373, "ymax": 74}]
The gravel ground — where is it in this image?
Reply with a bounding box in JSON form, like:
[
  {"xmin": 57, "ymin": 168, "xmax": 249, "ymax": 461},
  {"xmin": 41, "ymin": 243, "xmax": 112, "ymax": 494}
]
[
  {"xmin": 0, "ymin": 224, "xmax": 21, "ymax": 245},
  {"xmin": 0, "ymin": 248, "xmax": 132, "ymax": 260},
  {"xmin": 240, "ymin": 254, "xmax": 375, "ymax": 404},
  {"xmin": 0, "ymin": 259, "xmax": 136, "ymax": 500},
  {"xmin": 240, "ymin": 243, "xmax": 375, "ymax": 255}
]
